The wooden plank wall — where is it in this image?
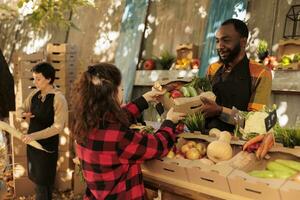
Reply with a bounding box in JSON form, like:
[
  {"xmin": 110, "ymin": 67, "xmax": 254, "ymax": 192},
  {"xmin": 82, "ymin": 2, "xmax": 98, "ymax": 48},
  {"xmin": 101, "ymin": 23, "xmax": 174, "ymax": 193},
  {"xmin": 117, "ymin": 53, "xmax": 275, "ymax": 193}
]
[{"xmin": 142, "ymin": 0, "xmax": 210, "ymax": 60}]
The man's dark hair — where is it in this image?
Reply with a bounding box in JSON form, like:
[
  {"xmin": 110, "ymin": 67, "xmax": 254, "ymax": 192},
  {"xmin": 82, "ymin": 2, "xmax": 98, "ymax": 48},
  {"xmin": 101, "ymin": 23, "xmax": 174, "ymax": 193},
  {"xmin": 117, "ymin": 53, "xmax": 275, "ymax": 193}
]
[
  {"xmin": 31, "ymin": 62, "xmax": 56, "ymax": 84},
  {"xmin": 221, "ymin": 18, "xmax": 249, "ymax": 39}
]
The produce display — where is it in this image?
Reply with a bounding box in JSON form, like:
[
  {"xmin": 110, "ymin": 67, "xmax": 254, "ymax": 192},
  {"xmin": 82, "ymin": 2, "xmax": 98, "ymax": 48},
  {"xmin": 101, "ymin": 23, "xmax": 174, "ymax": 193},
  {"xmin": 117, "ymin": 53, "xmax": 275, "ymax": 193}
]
[
  {"xmin": 206, "ymin": 131, "xmax": 233, "ymax": 163},
  {"xmin": 183, "ymin": 112, "xmax": 205, "ymax": 132},
  {"xmin": 279, "ymin": 53, "xmax": 300, "ymax": 67},
  {"xmin": 249, "ymin": 159, "xmax": 300, "ymax": 179}
]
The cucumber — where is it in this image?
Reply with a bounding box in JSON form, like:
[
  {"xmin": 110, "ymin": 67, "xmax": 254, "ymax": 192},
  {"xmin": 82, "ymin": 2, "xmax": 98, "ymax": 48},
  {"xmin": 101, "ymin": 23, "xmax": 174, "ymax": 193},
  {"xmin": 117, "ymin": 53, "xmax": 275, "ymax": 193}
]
[
  {"xmin": 275, "ymin": 159, "xmax": 300, "ymax": 171},
  {"xmin": 266, "ymin": 161, "xmax": 297, "ymax": 175},
  {"xmin": 273, "ymin": 170, "xmax": 294, "ymax": 179},
  {"xmin": 187, "ymin": 86, "xmax": 198, "ymax": 97},
  {"xmin": 249, "ymin": 170, "xmax": 274, "ymax": 178},
  {"xmin": 180, "ymin": 87, "xmax": 190, "ymax": 97}
]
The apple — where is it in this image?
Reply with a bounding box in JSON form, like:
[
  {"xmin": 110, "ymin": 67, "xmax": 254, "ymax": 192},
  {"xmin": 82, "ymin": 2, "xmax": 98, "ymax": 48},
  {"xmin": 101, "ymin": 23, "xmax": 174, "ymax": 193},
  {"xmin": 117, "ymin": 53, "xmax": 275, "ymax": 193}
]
[
  {"xmin": 170, "ymin": 90, "xmax": 182, "ymax": 98},
  {"xmin": 191, "ymin": 58, "xmax": 200, "ymax": 69},
  {"xmin": 143, "ymin": 59, "xmax": 155, "ymax": 70}
]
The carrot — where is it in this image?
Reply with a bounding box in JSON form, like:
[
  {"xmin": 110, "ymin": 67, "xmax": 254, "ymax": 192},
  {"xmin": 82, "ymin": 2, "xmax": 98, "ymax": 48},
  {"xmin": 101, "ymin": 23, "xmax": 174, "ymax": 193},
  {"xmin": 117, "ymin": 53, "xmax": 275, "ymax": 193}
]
[
  {"xmin": 259, "ymin": 133, "xmax": 274, "ymax": 159},
  {"xmin": 256, "ymin": 143, "xmax": 264, "ymax": 159},
  {"xmin": 243, "ymin": 134, "xmax": 265, "ymax": 151}
]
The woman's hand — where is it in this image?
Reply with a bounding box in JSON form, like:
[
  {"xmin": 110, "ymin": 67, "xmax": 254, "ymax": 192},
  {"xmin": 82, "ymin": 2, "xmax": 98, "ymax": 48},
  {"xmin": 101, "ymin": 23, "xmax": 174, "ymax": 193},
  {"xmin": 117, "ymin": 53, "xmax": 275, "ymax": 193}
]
[
  {"xmin": 21, "ymin": 134, "xmax": 34, "ymax": 144},
  {"xmin": 166, "ymin": 108, "xmax": 186, "ymax": 124},
  {"xmin": 22, "ymin": 112, "xmax": 35, "ymax": 120},
  {"xmin": 143, "ymin": 87, "xmax": 166, "ymax": 103}
]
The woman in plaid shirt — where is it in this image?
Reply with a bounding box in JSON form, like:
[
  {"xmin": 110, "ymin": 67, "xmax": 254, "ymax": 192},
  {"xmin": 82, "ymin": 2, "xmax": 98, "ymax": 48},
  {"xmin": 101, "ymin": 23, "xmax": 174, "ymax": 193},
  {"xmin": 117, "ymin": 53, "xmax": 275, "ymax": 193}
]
[{"xmin": 70, "ymin": 63, "xmax": 186, "ymax": 200}]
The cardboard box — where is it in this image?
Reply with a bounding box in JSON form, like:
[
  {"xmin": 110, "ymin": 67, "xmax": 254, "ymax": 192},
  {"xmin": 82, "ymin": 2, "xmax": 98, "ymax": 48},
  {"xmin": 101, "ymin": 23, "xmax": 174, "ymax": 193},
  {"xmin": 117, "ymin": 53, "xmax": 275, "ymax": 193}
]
[
  {"xmin": 142, "ymin": 158, "xmax": 191, "ymax": 182},
  {"xmin": 269, "ymin": 146, "xmax": 300, "ymax": 200},
  {"xmin": 158, "ymin": 78, "xmax": 203, "ymax": 114},
  {"xmin": 280, "ymin": 180, "xmax": 300, "ymax": 200},
  {"xmin": 227, "ymin": 151, "xmax": 300, "ymax": 200},
  {"xmin": 183, "ymin": 137, "xmax": 243, "ymax": 193}
]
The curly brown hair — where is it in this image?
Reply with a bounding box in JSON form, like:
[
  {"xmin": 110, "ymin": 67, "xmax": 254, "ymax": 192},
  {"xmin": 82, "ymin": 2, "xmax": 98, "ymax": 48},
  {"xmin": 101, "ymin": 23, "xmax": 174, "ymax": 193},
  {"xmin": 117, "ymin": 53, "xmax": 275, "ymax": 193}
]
[{"xmin": 70, "ymin": 63, "xmax": 128, "ymax": 142}]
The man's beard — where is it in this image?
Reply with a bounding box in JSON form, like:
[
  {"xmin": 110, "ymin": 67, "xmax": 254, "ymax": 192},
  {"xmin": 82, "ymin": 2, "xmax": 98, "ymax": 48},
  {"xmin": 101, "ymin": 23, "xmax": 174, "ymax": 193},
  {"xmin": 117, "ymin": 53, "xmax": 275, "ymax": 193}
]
[{"xmin": 218, "ymin": 43, "xmax": 241, "ymax": 64}]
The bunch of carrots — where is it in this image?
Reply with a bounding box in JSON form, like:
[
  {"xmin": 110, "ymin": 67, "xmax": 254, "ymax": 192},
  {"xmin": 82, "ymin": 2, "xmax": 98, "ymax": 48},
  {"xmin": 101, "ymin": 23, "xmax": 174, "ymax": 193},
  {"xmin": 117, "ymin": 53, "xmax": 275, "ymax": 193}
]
[{"xmin": 243, "ymin": 132, "xmax": 275, "ymax": 159}]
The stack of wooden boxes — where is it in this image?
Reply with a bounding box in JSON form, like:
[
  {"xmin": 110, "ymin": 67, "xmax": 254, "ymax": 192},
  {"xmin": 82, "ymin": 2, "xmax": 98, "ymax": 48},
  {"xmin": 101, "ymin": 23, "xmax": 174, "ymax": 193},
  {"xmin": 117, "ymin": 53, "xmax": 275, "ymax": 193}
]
[
  {"xmin": 13, "ymin": 52, "xmax": 44, "ymax": 109},
  {"xmin": 46, "ymin": 43, "xmax": 77, "ymax": 104},
  {"xmin": 46, "ymin": 43, "xmax": 78, "ymax": 191}
]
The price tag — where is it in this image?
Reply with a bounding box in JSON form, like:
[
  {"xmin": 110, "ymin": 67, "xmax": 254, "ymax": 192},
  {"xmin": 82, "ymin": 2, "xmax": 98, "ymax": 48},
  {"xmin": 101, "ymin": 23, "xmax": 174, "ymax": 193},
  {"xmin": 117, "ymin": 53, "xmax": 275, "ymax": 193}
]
[
  {"xmin": 265, "ymin": 110, "xmax": 277, "ymax": 131},
  {"xmin": 155, "ymin": 103, "xmax": 164, "ymax": 116}
]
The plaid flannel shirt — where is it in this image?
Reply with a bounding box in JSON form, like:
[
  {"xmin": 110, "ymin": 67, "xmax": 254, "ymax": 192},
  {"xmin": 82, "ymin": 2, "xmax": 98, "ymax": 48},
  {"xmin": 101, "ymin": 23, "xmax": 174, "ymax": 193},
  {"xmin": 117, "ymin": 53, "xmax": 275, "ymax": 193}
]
[{"xmin": 76, "ymin": 97, "xmax": 176, "ymax": 200}]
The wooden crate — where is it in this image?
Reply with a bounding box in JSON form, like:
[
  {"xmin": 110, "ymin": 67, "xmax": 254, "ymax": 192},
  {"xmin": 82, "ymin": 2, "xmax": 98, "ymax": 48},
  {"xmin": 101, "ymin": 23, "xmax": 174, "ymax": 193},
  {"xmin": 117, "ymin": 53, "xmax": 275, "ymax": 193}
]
[
  {"xmin": 14, "ymin": 177, "xmax": 35, "ymax": 197},
  {"xmin": 57, "ymin": 150, "xmax": 73, "ymax": 171},
  {"xmin": 47, "ymin": 52, "xmax": 76, "ymax": 62},
  {"xmin": 47, "ymin": 43, "xmax": 77, "ymax": 53},
  {"xmin": 13, "ymin": 51, "xmax": 44, "ymax": 62},
  {"xmin": 55, "ymin": 170, "xmax": 73, "ymax": 191},
  {"xmin": 13, "ymin": 156, "xmax": 28, "ymax": 178}
]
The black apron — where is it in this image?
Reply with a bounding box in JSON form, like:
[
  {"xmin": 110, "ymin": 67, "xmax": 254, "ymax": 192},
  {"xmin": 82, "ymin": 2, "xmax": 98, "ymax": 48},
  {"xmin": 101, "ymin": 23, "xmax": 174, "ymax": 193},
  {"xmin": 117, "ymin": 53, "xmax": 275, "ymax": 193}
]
[
  {"xmin": 206, "ymin": 57, "xmax": 252, "ymax": 132},
  {"xmin": 27, "ymin": 91, "xmax": 59, "ymax": 186}
]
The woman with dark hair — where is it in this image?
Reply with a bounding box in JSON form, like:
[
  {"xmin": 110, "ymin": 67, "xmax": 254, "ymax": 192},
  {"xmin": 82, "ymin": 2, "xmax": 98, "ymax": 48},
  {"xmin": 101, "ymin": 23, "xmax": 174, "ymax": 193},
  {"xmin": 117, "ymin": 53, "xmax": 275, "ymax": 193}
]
[
  {"xmin": 17, "ymin": 62, "xmax": 68, "ymax": 200},
  {"xmin": 70, "ymin": 63, "xmax": 185, "ymax": 200}
]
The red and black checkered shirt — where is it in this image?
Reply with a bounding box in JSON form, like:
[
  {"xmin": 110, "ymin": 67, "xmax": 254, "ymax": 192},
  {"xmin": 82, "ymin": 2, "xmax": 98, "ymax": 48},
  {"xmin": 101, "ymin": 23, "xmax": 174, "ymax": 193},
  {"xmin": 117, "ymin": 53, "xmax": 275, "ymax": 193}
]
[{"xmin": 76, "ymin": 97, "xmax": 176, "ymax": 200}]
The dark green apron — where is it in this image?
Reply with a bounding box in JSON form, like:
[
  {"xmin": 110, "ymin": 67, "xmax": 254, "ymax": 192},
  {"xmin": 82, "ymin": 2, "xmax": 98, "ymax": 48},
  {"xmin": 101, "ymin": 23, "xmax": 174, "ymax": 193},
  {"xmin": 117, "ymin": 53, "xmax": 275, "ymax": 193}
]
[
  {"xmin": 27, "ymin": 91, "xmax": 58, "ymax": 186},
  {"xmin": 206, "ymin": 56, "xmax": 252, "ymax": 132}
]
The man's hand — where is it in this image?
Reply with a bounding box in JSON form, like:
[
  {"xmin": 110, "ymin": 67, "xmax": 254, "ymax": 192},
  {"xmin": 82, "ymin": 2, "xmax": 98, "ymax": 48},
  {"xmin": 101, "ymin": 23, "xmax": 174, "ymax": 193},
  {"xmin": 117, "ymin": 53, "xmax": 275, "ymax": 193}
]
[
  {"xmin": 200, "ymin": 97, "xmax": 222, "ymax": 118},
  {"xmin": 143, "ymin": 87, "xmax": 166, "ymax": 103}
]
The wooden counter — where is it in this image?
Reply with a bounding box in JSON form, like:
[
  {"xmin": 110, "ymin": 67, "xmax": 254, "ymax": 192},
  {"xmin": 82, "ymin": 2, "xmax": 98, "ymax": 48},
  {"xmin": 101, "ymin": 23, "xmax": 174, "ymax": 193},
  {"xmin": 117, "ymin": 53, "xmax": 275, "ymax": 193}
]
[{"xmin": 142, "ymin": 168, "xmax": 253, "ymax": 200}]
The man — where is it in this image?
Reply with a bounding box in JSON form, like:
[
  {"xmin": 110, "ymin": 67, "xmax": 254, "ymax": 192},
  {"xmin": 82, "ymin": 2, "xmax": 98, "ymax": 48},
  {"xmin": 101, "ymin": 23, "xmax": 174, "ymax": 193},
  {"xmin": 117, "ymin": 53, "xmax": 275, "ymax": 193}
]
[
  {"xmin": 200, "ymin": 18, "xmax": 272, "ymax": 132},
  {"xmin": 0, "ymin": 48, "xmax": 15, "ymax": 120}
]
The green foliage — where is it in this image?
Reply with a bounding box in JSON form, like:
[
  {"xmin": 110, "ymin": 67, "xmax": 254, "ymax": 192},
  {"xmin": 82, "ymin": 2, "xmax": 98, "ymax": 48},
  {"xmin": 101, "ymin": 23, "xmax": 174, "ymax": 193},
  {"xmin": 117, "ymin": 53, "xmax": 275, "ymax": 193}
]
[
  {"xmin": 273, "ymin": 124, "xmax": 300, "ymax": 148},
  {"xmin": 1, "ymin": 0, "xmax": 94, "ymax": 32},
  {"xmin": 257, "ymin": 39, "xmax": 268, "ymax": 54},
  {"xmin": 154, "ymin": 50, "xmax": 175, "ymax": 70},
  {"xmin": 186, "ymin": 77, "xmax": 212, "ymax": 92},
  {"xmin": 183, "ymin": 112, "xmax": 205, "ymax": 132}
]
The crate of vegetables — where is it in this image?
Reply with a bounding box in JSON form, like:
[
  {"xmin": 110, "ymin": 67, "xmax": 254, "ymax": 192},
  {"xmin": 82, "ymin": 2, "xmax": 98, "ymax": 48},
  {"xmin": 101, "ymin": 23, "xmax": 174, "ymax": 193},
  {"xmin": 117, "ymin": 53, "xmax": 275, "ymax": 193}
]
[
  {"xmin": 227, "ymin": 150, "xmax": 300, "ymax": 200},
  {"xmin": 181, "ymin": 131, "xmax": 246, "ymax": 192},
  {"xmin": 154, "ymin": 77, "xmax": 215, "ymax": 115}
]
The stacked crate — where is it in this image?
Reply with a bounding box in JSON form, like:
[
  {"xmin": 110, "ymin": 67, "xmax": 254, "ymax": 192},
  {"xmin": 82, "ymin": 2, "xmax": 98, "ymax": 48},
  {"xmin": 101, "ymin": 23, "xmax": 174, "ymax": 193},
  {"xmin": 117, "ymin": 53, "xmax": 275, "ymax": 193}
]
[
  {"xmin": 46, "ymin": 43, "xmax": 78, "ymax": 103},
  {"xmin": 13, "ymin": 52, "xmax": 44, "ymax": 109},
  {"xmin": 9, "ymin": 112, "xmax": 35, "ymax": 197},
  {"xmin": 46, "ymin": 43, "xmax": 77, "ymax": 191}
]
